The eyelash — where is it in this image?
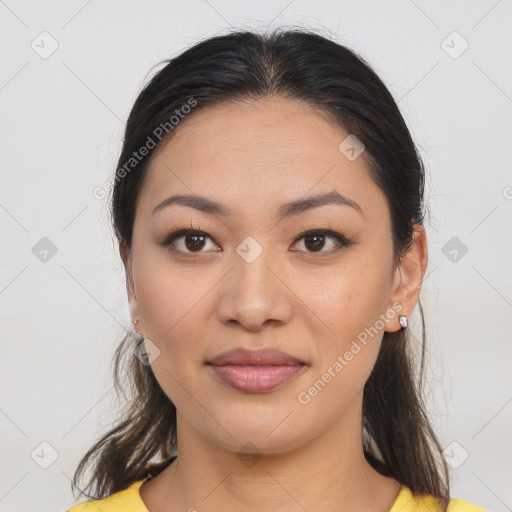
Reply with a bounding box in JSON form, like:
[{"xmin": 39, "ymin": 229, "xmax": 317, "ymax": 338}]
[{"xmin": 160, "ymin": 223, "xmax": 353, "ymax": 257}]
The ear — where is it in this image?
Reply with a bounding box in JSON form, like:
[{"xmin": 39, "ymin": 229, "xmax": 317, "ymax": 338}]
[
  {"xmin": 385, "ymin": 223, "xmax": 428, "ymax": 333},
  {"xmin": 119, "ymin": 240, "xmax": 142, "ymax": 334}
]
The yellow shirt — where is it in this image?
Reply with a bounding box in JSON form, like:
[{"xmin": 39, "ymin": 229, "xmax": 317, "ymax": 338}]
[{"xmin": 66, "ymin": 476, "xmax": 487, "ymax": 512}]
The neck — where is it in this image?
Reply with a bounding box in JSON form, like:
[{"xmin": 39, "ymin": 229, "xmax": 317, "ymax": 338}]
[{"xmin": 140, "ymin": 400, "xmax": 401, "ymax": 512}]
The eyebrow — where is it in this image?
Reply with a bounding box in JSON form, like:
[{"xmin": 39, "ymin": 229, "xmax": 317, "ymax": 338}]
[{"xmin": 151, "ymin": 190, "xmax": 363, "ymax": 219}]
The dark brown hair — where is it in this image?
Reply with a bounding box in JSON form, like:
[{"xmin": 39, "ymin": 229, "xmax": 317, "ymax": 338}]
[{"xmin": 71, "ymin": 28, "xmax": 450, "ymax": 509}]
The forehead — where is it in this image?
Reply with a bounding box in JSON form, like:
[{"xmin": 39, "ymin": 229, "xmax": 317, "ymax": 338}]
[{"xmin": 139, "ymin": 96, "xmax": 386, "ymax": 222}]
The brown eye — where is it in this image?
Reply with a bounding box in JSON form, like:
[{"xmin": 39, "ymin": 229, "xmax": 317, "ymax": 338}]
[
  {"xmin": 161, "ymin": 228, "xmax": 350, "ymax": 256},
  {"xmin": 291, "ymin": 230, "xmax": 349, "ymax": 255},
  {"xmin": 304, "ymin": 233, "xmax": 327, "ymax": 251},
  {"xmin": 163, "ymin": 230, "xmax": 219, "ymax": 254},
  {"xmin": 183, "ymin": 233, "xmax": 207, "ymax": 251}
]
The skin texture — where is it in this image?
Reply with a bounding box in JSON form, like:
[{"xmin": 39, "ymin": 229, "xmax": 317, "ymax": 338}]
[{"xmin": 120, "ymin": 96, "xmax": 428, "ymax": 512}]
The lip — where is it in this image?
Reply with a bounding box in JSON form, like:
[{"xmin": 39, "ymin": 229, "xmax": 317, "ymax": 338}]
[
  {"xmin": 209, "ymin": 347, "xmax": 304, "ymax": 366},
  {"xmin": 207, "ymin": 347, "xmax": 307, "ymax": 393}
]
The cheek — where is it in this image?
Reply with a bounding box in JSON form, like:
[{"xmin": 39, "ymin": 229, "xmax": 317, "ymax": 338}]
[
  {"xmin": 134, "ymin": 264, "xmax": 213, "ymax": 404},
  {"xmin": 134, "ymin": 253, "xmax": 215, "ymax": 336},
  {"xmin": 305, "ymin": 261, "xmax": 389, "ymax": 333},
  {"xmin": 301, "ymin": 258, "xmax": 392, "ymax": 374}
]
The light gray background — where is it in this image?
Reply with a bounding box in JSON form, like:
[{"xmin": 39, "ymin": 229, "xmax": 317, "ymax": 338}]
[{"xmin": 1, "ymin": 1, "xmax": 511, "ymax": 511}]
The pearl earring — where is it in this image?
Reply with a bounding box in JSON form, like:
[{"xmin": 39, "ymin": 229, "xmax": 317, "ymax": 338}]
[
  {"xmin": 133, "ymin": 318, "xmax": 140, "ymax": 325},
  {"xmin": 399, "ymin": 314, "xmax": 408, "ymax": 329}
]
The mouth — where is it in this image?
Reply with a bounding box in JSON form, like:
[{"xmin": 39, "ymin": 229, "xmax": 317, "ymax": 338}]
[{"xmin": 206, "ymin": 347, "xmax": 307, "ymax": 393}]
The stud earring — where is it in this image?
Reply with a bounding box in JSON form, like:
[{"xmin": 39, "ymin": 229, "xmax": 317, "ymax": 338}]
[
  {"xmin": 399, "ymin": 314, "xmax": 408, "ymax": 329},
  {"xmin": 133, "ymin": 318, "xmax": 140, "ymax": 325}
]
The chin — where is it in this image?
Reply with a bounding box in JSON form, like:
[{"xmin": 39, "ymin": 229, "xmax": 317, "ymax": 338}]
[
  {"xmin": 196, "ymin": 406, "xmax": 313, "ymax": 456},
  {"xmin": 216, "ymin": 431, "xmax": 306, "ymax": 458}
]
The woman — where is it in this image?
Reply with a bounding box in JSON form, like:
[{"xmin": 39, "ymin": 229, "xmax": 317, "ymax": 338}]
[{"xmin": 66, "ymin": 29, "xmax": 486, "ymax": 511}]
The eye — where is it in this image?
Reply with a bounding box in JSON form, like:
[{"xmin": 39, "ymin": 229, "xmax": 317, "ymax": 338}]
[
  {"xmin": 291, "ymin": 229, "xmax": 350, "ymax": 255},
  {"xmin": 162, "ymin": 228, "xmax": 220, "ymax": 254},
  {"xmin": 161, "ymin": 225, "xmax": 351, "ymax": 256}
]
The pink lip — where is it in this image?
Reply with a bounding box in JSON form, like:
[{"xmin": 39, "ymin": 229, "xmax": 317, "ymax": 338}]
[{"xmin": 207, "ymin": 347, "xmax": 306, "ymax": 393}]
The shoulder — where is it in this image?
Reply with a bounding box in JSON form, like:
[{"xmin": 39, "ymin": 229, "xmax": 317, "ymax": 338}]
[
  {"xmin": 391, "ymin": 485, "xmax": 487, "ymax": 512},
  {"xmin": 65, "ymin": 478, "xmax": 148, "ymax": 512},
  {"xmin": 447, "ymin": 497, "xmax": 487, "ymax": 512}
]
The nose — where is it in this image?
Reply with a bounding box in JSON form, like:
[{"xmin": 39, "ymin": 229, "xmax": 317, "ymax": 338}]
[{"xmin": 216, "ymin": 248, "xmax": 294, "ymax": 332}]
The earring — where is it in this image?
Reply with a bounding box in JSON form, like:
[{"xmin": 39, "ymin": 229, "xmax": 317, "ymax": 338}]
[
  {"xmin": 133, "ymin": 318, "xmax": 140, "ymax": 325},
  {"xmin": 399, "ymin": 314, "xmax": 408, "ymax": 329}
]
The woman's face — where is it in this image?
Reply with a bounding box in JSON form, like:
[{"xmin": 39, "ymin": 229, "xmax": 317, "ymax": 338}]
[{"xmin": 123, "ymin": 96, "xmax": 420, "ymax": 455}]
